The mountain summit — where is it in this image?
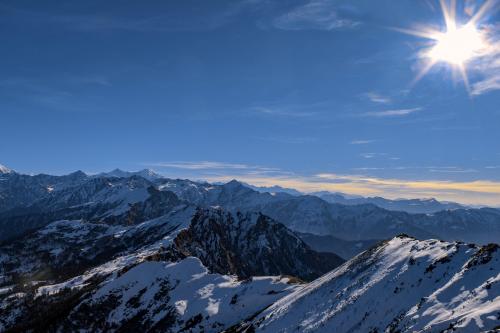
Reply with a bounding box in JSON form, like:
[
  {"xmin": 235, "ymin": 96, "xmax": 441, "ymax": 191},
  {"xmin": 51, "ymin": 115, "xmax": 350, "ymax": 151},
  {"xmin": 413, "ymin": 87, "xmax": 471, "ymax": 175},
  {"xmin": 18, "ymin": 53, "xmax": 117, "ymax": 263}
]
[{"xmin": 0, "ymin": 164, "xmax": 13, "ymax": 174}]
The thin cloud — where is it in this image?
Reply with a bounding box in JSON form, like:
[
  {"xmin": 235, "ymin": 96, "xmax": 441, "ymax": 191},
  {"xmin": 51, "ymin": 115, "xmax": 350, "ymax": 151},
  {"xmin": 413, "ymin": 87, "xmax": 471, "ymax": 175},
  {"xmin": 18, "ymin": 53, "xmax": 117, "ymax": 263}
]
[
  {"xmin": 149, "ymin": 161, "xmax": 256, "ymax": 170},
  {"xmin": 429, "ymin": 168, "xmax": 478, "ymax": 173},
  {"xmin": 364, "ymin": 92, "xmax": 392, "ymax": 104},
  {"xmin": 471, "ymin": 70, "xmax": 500, "ymax": 95},
  {"xmin": 360, "ymin": 153, "xmax": 389, "ymax": 159},
  {"xmin": 350, "ymin": 140, "xmax": 374, "ymax": 145},
  {"xmin": 470, "ymin": 26, "xmax": 500, "ymax": 95},
  {"xmin": 3, "ymin": 0, "xmax": 263, "ymax": 32},
  {"xmin": 251, "ymin": 106, "xmax": 317, "ymax": 118},
  {"xmin": 259, "ymin": 136, "xmax": 319, "ymax": 144},
  {"xmin": 272, "ymin": 0, "xmax": 360, "ymax": 31},
  {"xmin": 146, "ymin": 161, "xmax": 284, "ymax": 177},
  {"xmin": 362, "ymin": 107, "xmax": 422, "ymax": 117}
]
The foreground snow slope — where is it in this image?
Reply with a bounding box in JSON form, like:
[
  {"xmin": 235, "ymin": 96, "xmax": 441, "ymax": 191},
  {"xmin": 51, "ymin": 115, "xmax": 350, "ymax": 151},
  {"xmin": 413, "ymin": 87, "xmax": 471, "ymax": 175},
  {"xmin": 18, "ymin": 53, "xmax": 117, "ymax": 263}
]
[
  {"xmin": 236, "ymin": 236, "xmax": 500, "ymax": 333},
  {"xmin": 59, "ymin": 257, "xmax": 298, "ymax": 332}
]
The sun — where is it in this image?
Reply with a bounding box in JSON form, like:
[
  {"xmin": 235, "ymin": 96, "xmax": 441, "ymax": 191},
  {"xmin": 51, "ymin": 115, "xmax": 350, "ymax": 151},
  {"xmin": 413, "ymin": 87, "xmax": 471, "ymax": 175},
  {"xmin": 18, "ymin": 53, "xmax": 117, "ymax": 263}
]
[
  {"xmin": 398, "ymin": 0, "xmax": 496, "ymax": 92},
  {"xmin": 427, "ymin": 23, "xmax": 486, "ymax": 66}
]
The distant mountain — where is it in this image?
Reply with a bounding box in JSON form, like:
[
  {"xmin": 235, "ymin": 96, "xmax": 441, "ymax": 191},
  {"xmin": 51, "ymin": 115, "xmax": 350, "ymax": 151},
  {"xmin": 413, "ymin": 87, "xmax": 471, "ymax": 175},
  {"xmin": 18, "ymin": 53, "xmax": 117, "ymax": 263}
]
[
  {"xmin": 233, "ymin": 236, "xmax": 500, "ymax": 333},
  {"xmin": 0, "ymin": 169, "xmax": 89, "ymax": 214},
  {"xmin": 0, "ymin": 175, "xmax": 157, "ymax": 241},
  {"xmin": 1, "ymin": 170, "xmax": 499, "ymax": 245},
  {"xmin": 162, "ymin": 179, "xmax": 499, "ymax": 244},
  {"xmin": 243, "ymin": 183, "xmax": 303, "ymax": 196},
  {"xmin": 314, "ymin": 191, "xmax": 465, "ymax": 214},
  {"xmin": 97, "ymin": 168, "xmax": 163, "ymax": 181}
]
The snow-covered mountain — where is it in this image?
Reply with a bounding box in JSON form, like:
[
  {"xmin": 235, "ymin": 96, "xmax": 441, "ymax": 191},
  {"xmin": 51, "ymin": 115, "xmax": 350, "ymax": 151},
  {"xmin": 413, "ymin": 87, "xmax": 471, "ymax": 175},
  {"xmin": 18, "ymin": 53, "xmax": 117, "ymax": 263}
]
[
  {"xmin": 233, "ymin": 236, "xmax": 500, "ymax": 333},
  {"xmin": 314, "ymin": 191, "xmax": 466, "ymax": 214},
  {"xmin": 0, "ymin": 164, "xmax": 12, "ymax": 174},
  {"xmin": 0, "ymin": 167, "xmax": 498, "ymax": 332},
  {"xmin": 2, "ymin": 171, "xmax": 499, "ymax": 245},
  {"xmin": 0, "ymin": 169, "xmax": 89, "ymax": 213},
  {"xmin": 0, "ymin": 202, "xmax": 343, "ymax": 332},
  {"xmin": 0, "ymin": 175, "xmax": 159, "ymax": 241},
  {"xmin": 159, "ymin": 179, "xmax": 500, "ymax": 244}
]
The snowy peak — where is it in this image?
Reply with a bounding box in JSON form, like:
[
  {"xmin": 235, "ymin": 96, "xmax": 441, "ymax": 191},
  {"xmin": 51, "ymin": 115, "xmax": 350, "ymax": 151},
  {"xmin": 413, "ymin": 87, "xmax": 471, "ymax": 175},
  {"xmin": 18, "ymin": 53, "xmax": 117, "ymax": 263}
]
[
  {"xmin": 237, "ymin": 236, "xmax": 500, "ymax": 333},
  {"xmin": 0, "ymin": 163, "xmax": 13, "ymax": 174}
]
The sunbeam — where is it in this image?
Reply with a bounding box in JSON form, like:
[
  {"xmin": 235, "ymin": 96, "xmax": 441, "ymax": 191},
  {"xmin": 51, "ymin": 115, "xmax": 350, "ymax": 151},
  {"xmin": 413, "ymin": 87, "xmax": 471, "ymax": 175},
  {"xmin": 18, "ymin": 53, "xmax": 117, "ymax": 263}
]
[{"xmin": 400, "ymin": 0, "xmax": 498, "ymax": 92}]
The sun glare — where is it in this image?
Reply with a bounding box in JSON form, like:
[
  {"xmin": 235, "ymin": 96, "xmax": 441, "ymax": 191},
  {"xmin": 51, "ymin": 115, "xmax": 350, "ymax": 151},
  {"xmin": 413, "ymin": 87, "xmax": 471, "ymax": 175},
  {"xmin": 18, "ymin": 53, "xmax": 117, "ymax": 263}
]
[
  {"xmin": 428, "ymin": 23, "xmax": 485, "ymax": 65},
  {"xmin": 399, "ymin": 0, "xmax": 496, "ymax": 92}
]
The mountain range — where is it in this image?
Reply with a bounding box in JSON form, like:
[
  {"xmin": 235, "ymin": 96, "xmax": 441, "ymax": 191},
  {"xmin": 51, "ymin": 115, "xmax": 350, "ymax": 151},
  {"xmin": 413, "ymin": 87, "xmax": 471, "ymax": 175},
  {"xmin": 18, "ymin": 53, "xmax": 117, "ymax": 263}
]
[{"xmin": 0, "ymin": 165, "xmax": 498, "ymax": 332}]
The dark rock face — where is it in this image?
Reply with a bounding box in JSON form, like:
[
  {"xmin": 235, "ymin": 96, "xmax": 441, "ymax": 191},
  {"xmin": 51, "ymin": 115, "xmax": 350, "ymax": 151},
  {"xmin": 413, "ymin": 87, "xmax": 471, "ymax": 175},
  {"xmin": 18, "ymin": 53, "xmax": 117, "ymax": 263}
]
[{"xmin": 171, "ymin": 208, "xmax": 345, "ymax": 281}]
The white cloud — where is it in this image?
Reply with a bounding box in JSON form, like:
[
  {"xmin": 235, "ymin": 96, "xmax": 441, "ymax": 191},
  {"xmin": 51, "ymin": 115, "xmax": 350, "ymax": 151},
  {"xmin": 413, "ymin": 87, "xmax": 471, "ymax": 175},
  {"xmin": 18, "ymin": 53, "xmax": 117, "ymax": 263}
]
[
  {"xmin": 362, "ymin": 107, "xmax": 422, "ymax": 117},
  {"xmin": 272, "ymin": 0, "xmax": 360, "ymax": 31}
]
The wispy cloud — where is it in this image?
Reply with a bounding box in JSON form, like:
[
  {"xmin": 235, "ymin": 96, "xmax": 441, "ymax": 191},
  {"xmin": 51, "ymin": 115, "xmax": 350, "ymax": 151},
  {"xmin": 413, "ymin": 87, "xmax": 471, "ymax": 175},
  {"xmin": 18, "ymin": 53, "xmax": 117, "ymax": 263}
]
[
  {"xmin": 362, "ymin": 107, "xmax": 422, "ymax": 117},
  {"xmin": 471, "ymin": 67, "xmax": 500, "ymax": 95},
  {"xmin": 250, "ymin": 106, "xmax": 317, "ymax": 118},
  {"xmin": 69, "ymin": 75, "xmax": 112, "ymax": 86},
  {"xmin": 359, "ymin": 152, "xmax": 399, "ymax": 160},
  {"xmin": 272, "ymin": 0, "xmax": 360, "ymax": 31},
  {"xmin": 0, "ymin": 75, "xmax": 110, "ymax": 112},
  {"xmin": 350, "ymin": 140, "xmax": 374, "ymax": 145},
  {"xmin": 259, "ymin": 136, "xmax": 319, "ymax": 144},
  {"xmin": 2, "ymin": 0, "xmax": 263, "ymax": 32},
  {"xmin": 470, "ymin": 25, "xmax": 500, "ymax": 96},
  {"xmin": 352, "ymin": 166, "xmax": 481, "ymax": 173},
  {"xmin": 146, "ymin": 161, "xmax": 287, "ymax": 178},
  {"xmin": 363, "ymin": 92, "xmax": 392, "ymax": 104},
  {"xmin": 148, "ymin": 161, "xmax": 276, "ymax": 171},
  {"xmin": 360, "ymin": 153, "xmax": 386, "ymax": 159}
]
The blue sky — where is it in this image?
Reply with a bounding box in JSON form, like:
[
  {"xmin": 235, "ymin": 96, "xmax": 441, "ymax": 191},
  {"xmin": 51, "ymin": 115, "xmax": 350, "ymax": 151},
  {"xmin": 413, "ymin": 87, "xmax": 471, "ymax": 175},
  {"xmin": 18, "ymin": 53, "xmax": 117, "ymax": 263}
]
[{"xmin": 1, "ymin": 0, "xmax": 500, "ymax": 205}]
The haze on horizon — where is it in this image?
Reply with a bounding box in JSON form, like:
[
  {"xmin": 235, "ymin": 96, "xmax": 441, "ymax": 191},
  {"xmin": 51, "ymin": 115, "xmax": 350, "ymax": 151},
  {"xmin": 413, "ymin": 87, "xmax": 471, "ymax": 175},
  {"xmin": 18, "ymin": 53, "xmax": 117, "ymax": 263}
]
[{"xmin": 1, "ymin": 0, "xmax": 499, "ymax": 206}]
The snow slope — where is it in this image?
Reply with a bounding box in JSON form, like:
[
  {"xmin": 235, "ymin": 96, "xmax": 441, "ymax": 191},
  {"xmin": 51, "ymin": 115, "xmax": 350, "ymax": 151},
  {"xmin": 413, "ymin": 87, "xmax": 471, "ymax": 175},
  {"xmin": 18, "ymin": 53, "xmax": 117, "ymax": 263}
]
[
  {"xmin": 60, "ymin": 258, "xmax": 298, "ymax": 332},
  {"xmin": 236, "ymin": 236, "xmax": 500, "ymax": 333}
]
